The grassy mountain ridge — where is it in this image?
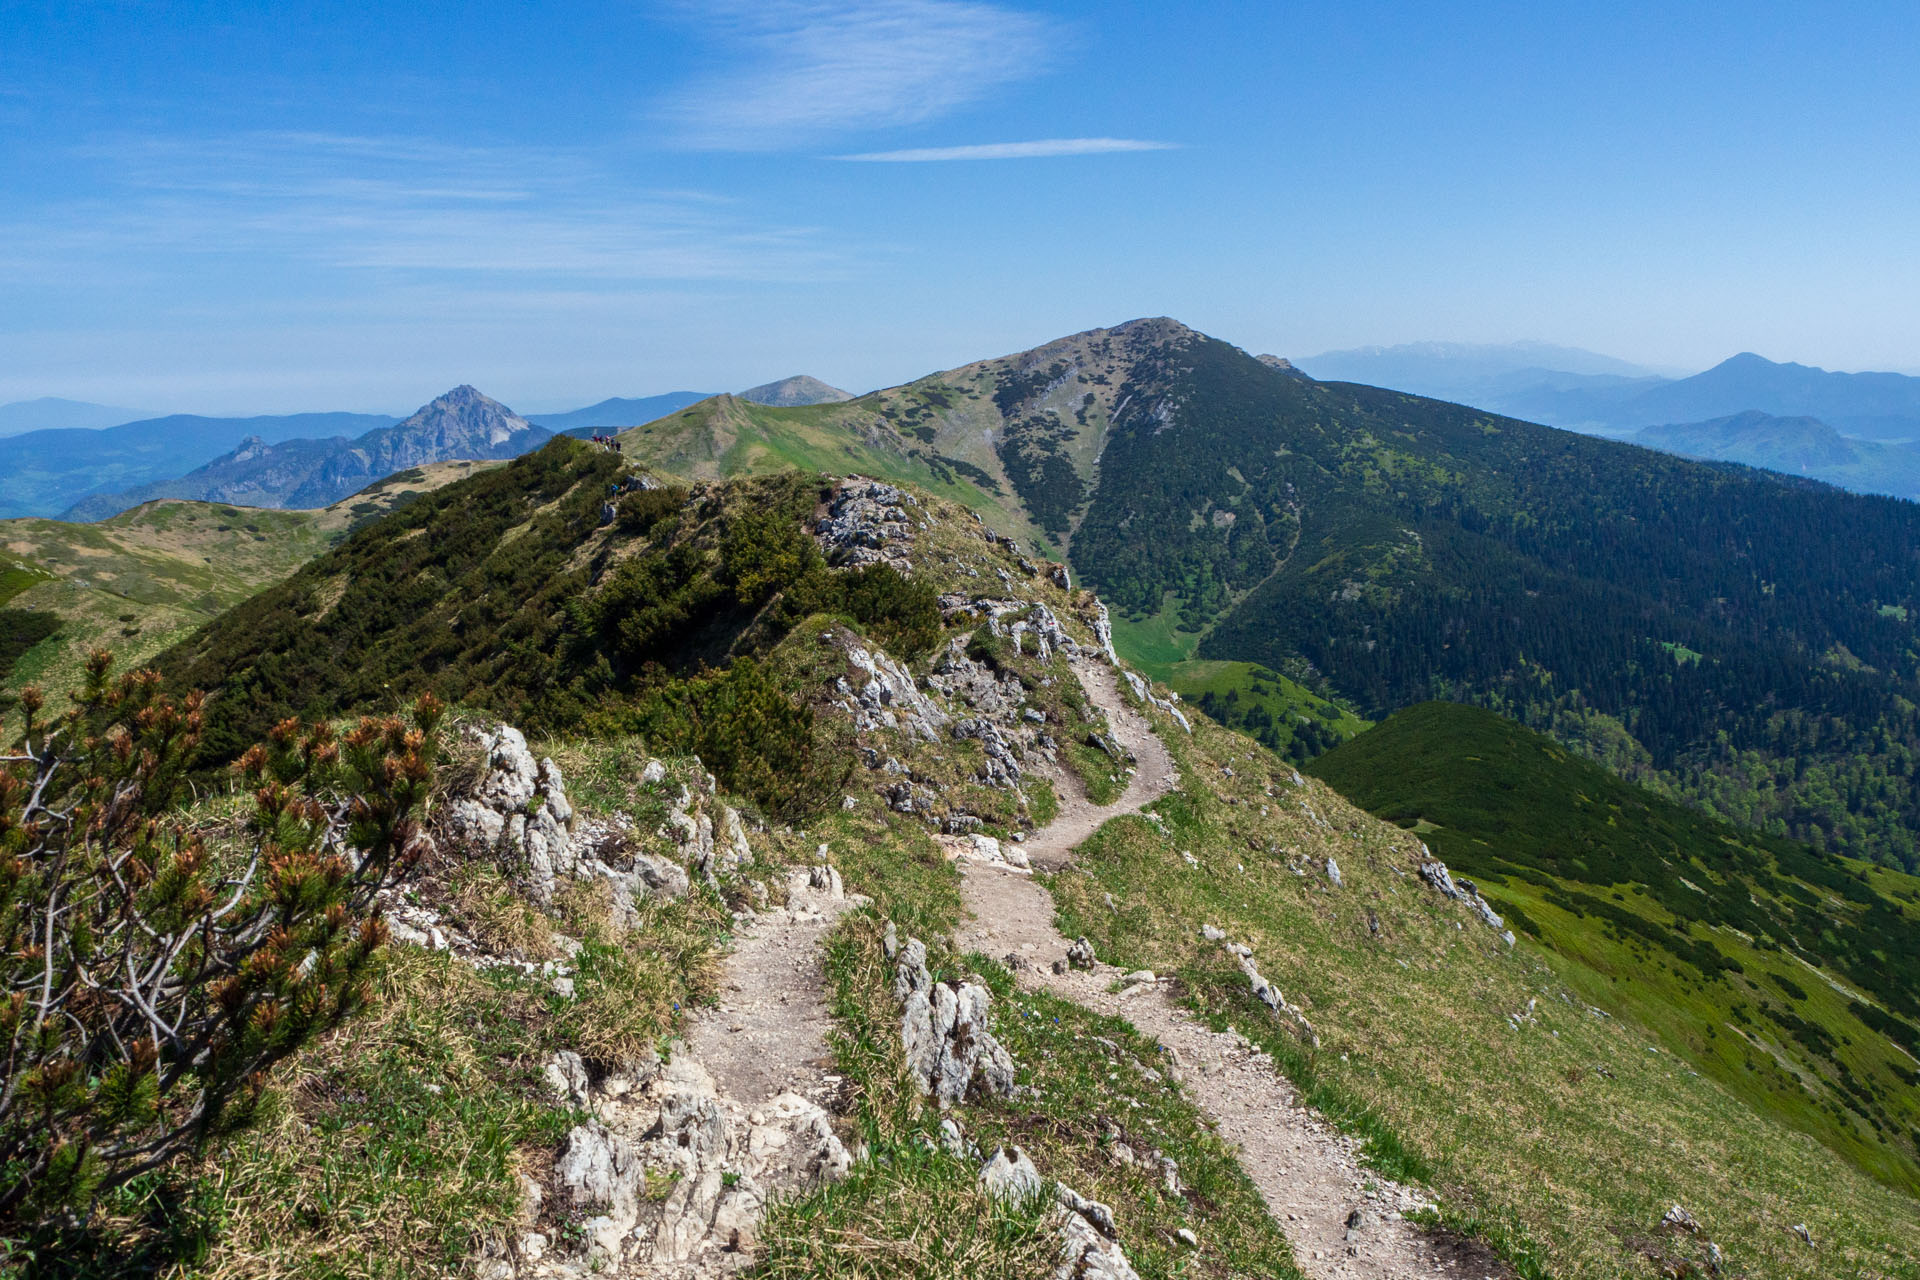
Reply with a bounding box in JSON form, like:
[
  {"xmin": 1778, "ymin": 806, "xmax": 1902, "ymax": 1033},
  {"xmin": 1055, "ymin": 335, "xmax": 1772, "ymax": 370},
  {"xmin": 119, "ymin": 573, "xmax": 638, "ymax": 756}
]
[
  {"xmin": 0, "ymin": 460, "xmax": 497, "ymax": 706},
  {"xmin": 1308, "ymin": 701, "xmax": 1920, "ymax": 1192}
]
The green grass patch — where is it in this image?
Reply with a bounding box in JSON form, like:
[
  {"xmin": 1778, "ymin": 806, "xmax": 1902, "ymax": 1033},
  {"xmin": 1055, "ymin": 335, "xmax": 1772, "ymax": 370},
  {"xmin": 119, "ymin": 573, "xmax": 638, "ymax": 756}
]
[
  {"xmin": 1309, "ymin": 700, "xmax": 1920, "ymax": 1194},
  {"xmin": 1165, "ymin": 658, "xmax": 1369, "ymax": 765}
]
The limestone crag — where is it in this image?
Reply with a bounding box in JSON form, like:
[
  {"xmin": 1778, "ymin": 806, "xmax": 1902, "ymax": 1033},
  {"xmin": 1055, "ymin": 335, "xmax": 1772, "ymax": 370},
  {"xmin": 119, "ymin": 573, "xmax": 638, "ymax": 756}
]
[
  {"xmin": 813, "ymin": 477, "xmax": 917, "ymax": 574},
  {"xmin": 885, "ymin": 925, "xmax": 1018, "ymax": 1107},
  {"xmin": 1417, "ymin": 849, "xmax": 1518, "ymax": 947},
  {"xmin": 834, "ymin": 638, "xmax": 949, "ymax": 741},
  {"xmin": 444, "ymin": 724, "xmax": 576, "ymax": 902},
  {"xmin": 443, "ymin": 722, "xmax": 756, "ymax": 924},
  {"xmin": 519, "ymin": 1050, "xmax": 852, "ymax": 1278},
  {"xmin": 1119, "ymin": 668, "xmax": 1193, "ymax": 734},
  {"xmin": 937, "ymin": 595, "xmax": 1081, "ymax": 662}
]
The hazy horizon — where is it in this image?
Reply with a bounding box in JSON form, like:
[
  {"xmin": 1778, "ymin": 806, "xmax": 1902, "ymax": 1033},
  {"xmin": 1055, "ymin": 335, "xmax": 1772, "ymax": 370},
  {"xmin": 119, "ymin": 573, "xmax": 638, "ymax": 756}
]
[{"xmin": 5, "ymin": 2, "xmax": 1918, "ymax": 414}]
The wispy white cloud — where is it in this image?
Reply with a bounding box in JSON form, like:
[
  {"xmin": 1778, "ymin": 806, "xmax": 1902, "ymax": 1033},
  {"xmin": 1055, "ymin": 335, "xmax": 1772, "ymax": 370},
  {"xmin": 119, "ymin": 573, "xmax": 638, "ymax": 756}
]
[
  {"xmin": 660, "ymin": 0, "xmax": 1060, "ymax": 150},
  {"xmin": 837, "ymin": 137, "xmax": 1176, "ymax": 162},
  {"xmin": 0, "ymin": 131, "xmax": 842, "ymax": 287}
]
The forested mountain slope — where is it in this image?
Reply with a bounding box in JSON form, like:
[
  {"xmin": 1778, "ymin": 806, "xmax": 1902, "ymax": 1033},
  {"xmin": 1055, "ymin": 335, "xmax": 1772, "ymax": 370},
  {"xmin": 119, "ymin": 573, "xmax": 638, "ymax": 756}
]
[
  {"xmin": 0, "ymin": 460, "xmax": 495, "ymax": 706},
  {"xmin": 113, "ymin": 451, "xmax": 1920, "ymax": 1278},
  {"xmin": 1309, "ymin": 701, "xmax": 1920, "ymax": 1191},
  {"xmin": 610, "ymin": 319, "xmax": 1920, "ymax": 873}
]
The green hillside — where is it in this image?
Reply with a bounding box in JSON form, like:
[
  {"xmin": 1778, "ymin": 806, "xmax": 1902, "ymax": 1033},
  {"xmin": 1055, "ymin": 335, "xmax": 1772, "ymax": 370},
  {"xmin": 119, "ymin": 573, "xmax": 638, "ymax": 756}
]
[
  {"xmin": 15, "ymin": 448, "xmax": 1906, "ymax": 1278},
  {"xmin": 616, "ymin": 393, "xmax": 1057, "ymax": 553},
  {"xmin": 0, "ymin": 460, "xmax": 496, "ymax": 707},
  {"xmin": 613, "ymin": 319, "xmax": 1920, "ymax": 876},
  {"xmin": 1308, "ymin": 701, "xmax": 1920, "ymax": 1191}
]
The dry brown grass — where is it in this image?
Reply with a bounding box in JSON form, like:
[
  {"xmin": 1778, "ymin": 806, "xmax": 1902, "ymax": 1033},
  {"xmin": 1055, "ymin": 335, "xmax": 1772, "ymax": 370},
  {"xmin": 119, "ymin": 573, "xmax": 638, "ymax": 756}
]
[{"xmin": 449, "ymin": 861, "xmax": 559, "ymax": 961}]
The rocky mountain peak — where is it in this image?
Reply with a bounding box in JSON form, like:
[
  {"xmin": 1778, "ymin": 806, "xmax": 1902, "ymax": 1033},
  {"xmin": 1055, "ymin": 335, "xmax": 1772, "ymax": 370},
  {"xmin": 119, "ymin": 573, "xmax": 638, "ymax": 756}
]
[
  {"xmin": 393, "ymin": 385, "xmax": 533, "ymax": 450},
  {"xmin": 740, "ymin": 375, "xmax": 853, "ymax": 407}
]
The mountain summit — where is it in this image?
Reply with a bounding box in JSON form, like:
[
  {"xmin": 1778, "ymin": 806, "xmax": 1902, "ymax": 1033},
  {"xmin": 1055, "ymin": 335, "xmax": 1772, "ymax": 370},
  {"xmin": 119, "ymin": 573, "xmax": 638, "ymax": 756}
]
[
  {"xmin": 739, "ymin": 375, "xmax": 854, "ymax": 406},
  {"xmin": 375, "ymin": 385, "xmax": 536, "ymax": 457},
  {"xmin": 63, "ymin": 385, "xmax": 550, "ymax": 518}
]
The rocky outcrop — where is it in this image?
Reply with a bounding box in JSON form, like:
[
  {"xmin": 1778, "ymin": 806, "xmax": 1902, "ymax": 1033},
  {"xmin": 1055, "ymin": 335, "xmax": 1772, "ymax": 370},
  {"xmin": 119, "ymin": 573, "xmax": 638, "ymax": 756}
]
[
  {"xmin": 1202, "ymin": 925, "xmax": 1320, "ymax": 1047},
  {"xmin": 1119, "ymin": 668, "xmax": 1192, "ymax": 734},
  {"xmin": 835, "ymin": 640, "xmax": 949, "ymax": 742},
  {"xmin": 953, "ymin": 716, "xmax": 1023, "ymax": 787},
  {"xmin": 531, "ymin": 1050, "xmax": 851, "ymax": 1276},
  {"xmin": 1091, "ymin": 601, "xmax": 1121, "ymax": 665},
  {"xmin": 885, "ymin": 926, "xmax": 1018, "ymax": 1107},
  {"xmin": 443, "ymin": 724, "xmax": 577, "ymax": 902},
  {"xmin": 443, "ymin": 722, "xmax": 756, "ymax": 924},
  {"xmin": 1418, "ymin": 850, "xmax": 1517, "ymax": 947},
  {"xmin": 954, "ymin": 831, "xmax": 1031, "ymax": 871},
  {"xmin": 814, "ymin": 477, "xmax": 917, "ymax": 573},
  {"xmin": 975, "ymin": 1142, "xmax": 1140, "ymax": 1279}
]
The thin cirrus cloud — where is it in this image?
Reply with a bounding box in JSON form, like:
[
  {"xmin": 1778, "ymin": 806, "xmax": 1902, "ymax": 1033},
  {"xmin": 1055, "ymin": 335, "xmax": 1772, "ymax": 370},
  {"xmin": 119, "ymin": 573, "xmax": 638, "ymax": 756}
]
[
  {"xmin": 1, "ymin": 132, "xmax": 843, "ymax": 289},
  {"xmin": 837, "ymin": 137, "xmax": 1178, "ymax": 162},
  {"xmin": 659, "ymin": 0, "xmax": 1061, "ymax": 150}
]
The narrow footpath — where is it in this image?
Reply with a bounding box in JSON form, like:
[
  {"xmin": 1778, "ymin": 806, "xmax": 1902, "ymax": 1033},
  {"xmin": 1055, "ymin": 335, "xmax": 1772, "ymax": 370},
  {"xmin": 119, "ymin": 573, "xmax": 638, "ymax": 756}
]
[{"xmin": 956, "ymin": 658, "xmax": 1515, "ymax": 1280}]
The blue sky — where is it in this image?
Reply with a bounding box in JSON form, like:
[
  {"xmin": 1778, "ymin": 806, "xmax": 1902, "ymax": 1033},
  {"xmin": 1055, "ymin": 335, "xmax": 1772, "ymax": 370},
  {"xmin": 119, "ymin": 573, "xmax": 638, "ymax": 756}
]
[{"xmin": 2, "ymin": 1, "xmax": 1917, "ymax": 413}]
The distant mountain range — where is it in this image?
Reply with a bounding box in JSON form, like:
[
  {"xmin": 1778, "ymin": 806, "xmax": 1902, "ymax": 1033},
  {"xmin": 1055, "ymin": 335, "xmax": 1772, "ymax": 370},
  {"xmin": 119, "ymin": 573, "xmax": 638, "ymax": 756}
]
[
  {"xmin": 14, "ymin": 379, "xmax": 855, "ymax": 521},
  {"xmin": 63, "ymin": 387, "xmax": 549, "ymax": 520},
  {"xmin": 1622, "ymin": 353, "xmax": 1920, "ymax": 439},
  {"xmin": 739, "ymin": 375, "xmax": 853, "ymax": 406},
  {"xmin": 0, "ymin": 411, "xmax": 400, "ymax": 520},
  {"xmin": 0, "ymin": 397, "xmax": 151, "ymax": 437},
  {"xmin": 1302, "ymin": 342, "xmax": 1920, "ymax": 442},
  {"xmin": 527, "ymin": 392, "xmax": 711, "ymax": 434}
]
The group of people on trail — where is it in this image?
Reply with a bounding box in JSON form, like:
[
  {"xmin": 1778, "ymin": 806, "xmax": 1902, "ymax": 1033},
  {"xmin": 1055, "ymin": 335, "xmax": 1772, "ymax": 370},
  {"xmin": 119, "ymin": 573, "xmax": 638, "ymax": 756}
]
[{"xmin": 589, "ymin": 433, "xmax": 624, "ymax": 453}]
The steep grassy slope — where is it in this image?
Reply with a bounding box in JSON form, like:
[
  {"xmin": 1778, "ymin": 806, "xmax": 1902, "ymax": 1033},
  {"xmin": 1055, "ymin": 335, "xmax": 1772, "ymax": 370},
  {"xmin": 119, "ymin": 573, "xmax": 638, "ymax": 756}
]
[
  {"xmin": 616, "ymin": 393, "xmax": 1057, "ymax": 551},
  {"xmin": 0, "ymin": 460, "xmax": 496, "ymax": 705},
  {"xmin": 1308, "ymin": 701, "xmax": 1920, "ymax": 1192},
  {"xmin": 1048, "ymin": 700, "xmax": 1920, "ymax": 1279}
]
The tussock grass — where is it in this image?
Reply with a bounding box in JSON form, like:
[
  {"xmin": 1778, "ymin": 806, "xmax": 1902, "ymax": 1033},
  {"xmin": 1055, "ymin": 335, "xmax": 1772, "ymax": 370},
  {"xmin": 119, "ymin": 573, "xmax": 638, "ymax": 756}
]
[
  {"xmin": 187, "ymin": 947, "xmax": 570, "ymax": 1280},
  {"xmin": 447, "ymin": 861, "xmax": 559, "ymax": 960},
  {"xmin": 758, "ymin": 1142, "xmax": 1062, "ymax": 1280}
]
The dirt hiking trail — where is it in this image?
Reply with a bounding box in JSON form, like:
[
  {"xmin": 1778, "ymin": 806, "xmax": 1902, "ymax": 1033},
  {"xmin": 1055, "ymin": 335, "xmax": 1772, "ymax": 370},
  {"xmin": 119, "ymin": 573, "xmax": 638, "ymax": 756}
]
[
  {"xmin": 683, "ymin": 867, "xmax": 859, "ymax": 1110},
  {"xmin": 958, "ymin": 658, "xmax": 1517, "ymax": 1280}
]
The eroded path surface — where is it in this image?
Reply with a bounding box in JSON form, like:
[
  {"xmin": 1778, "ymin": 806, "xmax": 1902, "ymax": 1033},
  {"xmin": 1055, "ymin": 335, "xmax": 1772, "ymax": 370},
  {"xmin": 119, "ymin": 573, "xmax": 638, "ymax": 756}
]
[
  {"xmin": 683, "ymin": 867, "xmax": 858, "ymax": 1110},
  {"xmin": 958, "ymin": 660, "xmax": 1513, "ymax": 1280},
  {"xmin": 1021, "ymin": 659, "xmax": 1178, "ymax": 869}
]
